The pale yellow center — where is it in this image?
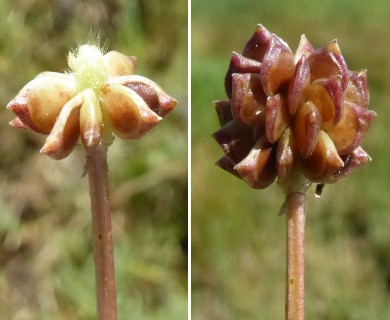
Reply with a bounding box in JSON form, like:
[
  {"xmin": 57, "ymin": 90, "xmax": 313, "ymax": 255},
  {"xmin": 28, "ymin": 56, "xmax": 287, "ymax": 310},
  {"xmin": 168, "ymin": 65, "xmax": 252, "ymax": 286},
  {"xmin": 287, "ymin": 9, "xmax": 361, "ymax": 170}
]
[{"xmin": 68, "ymin": 44, "xmax": 107, "ymax": 95}]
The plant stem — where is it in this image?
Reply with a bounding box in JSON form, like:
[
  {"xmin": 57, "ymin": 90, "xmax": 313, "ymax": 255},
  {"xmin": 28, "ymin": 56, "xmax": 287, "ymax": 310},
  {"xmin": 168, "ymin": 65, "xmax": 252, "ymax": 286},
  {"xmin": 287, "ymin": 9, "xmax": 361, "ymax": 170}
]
[
  {"xmin": 285, "ymin": 191, "xmax": 306, "ymax": 320},
  {"xmin": 87, "ymin": 146, "xmax": 117, "ymax": 320}
]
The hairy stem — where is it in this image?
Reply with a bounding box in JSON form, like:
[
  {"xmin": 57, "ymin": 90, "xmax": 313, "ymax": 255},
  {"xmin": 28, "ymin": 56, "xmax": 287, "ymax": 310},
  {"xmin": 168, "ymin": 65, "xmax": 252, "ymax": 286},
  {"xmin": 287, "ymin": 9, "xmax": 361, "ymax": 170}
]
[
  {"xmin": 87, "ymin": 146, "xmax": 117, "ymax": 320},
  {"xmin": 285, "ymin": 192, "xmax": 306, "ymax": 320}
]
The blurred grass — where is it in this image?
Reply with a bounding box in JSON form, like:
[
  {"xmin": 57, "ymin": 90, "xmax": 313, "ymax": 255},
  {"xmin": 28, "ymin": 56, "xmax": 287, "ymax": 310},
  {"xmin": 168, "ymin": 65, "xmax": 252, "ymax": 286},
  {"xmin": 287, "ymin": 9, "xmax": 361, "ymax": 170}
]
[
  {"xmin": 192, "ymin": 0, "xmax": 390, "ymax": 319},
  {"xmin": 0, "ymin": 0, "xmax": 187, "ymax": 319}
]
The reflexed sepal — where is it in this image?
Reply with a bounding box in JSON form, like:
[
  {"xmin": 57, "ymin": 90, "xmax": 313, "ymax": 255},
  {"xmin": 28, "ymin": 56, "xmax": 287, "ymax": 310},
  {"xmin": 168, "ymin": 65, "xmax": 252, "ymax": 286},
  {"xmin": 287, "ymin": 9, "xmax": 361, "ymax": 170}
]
[
  {"xmin": 216, "ymin": 156, "xmax": 241, "ymax": 178},
  {"xmin": 100, "ymin": 83, "xmax": 161, "ymax": 140},
  {"xmin": 212, "ymin": 120, "xmax": 254, "ymax": 163},
  {"xmin": 301, "ymin": 131, "xmax": 344, "ymax": 182},
  {"xmin": 109, "ymin": 75, "xmax": 177, "ymax": 117},
  {"xmin": 41, "ymin": 94, "xmax": 83, "ymax": 159},
  {"xmin": 326, "ymin": 101, "xmax": 376, "ymax": 155},
  {"xmin": 325, "ymin": 146, "xmax": 371, "ymax": 183},
  {"xmin": 7, "ymin": 72, "xmax": 76, "ymax": 134},
  {"xmin": 235, "ymin": 136, "xmax": 277, "ymax": 189}
]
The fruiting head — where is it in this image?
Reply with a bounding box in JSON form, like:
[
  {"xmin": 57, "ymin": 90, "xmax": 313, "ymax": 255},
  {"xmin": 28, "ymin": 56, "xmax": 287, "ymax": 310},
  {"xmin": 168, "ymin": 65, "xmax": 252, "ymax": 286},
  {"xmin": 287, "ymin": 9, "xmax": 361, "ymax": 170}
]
[{"xmin": 213, "ymin": 24, "xmax": 376, "ymax": 194}]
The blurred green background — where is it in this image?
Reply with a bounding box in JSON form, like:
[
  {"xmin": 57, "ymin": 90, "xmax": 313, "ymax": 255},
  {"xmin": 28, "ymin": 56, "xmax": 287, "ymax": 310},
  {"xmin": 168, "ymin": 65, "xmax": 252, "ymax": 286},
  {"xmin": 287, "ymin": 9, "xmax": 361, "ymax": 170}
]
[
  {"xmin": 0, "ymin": 0, "xmax": 187, "ymax": 319},
  {"xmin": 192, "ymin": 0, "xmax": 390, "ymax": 319}
]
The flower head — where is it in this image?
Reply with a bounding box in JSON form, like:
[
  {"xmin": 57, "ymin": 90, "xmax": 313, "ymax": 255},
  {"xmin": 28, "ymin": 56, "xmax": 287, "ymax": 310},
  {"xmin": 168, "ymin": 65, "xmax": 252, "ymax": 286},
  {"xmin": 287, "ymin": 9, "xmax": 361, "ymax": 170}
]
[
  {"xmin": 213, "ymin": 25, "xmax": 376, "ymax": 192},
  {"xmin": 7, "ymin": 44, "xmax": 177, "ymax": 159}
]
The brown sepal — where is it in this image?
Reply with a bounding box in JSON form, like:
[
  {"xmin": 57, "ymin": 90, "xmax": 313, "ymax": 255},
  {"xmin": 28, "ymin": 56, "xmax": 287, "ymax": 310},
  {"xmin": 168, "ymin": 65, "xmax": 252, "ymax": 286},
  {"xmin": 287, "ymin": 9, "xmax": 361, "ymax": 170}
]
[
  {"xmin": 216, "ymin": 156, "xmax": 242, "ymax": 179},
  {"xmin": 242, "ymin": 24, "xmax": 272, "ymax": 61},
  {"xmin": 7, "ymin": 72, "xmax": 76, "ymax": 134},
  {"xmin": 109, "ymin": 75, "xmax": 177, "ymax": 118},
  {"xmin": 212, "ymin": 120, "xmax": 254, "ymax": 164},
  {"xmin": 294, "ymin": 34, "xmax": 315, "ymax": 63},
  {"xmin": 214, "ymin": 100, "xmax": 233, "ymax": 126},
  {"xmin": 260, "ymin": 35, "xmax": 295, "ymax": 96},
  {"xmin": 104, "ymin": 51, "xmax": 137, "ymax": 77},
  {"xmin": 287, "ymin": 55, "xmax": 310, "ymax": 115},
  {"xmin": 343, "ymin": 70, "xmax": 369, "ymax": 109},
  {"xmin": 293, "ymin": 101, "xmax": 321, "ymax": 159},
  {"xmin": 301, "ymin": 130, "xmax": 344, "ymax": 182},
  {"xmin": 235, "ymin": 136, "xmax": 277, "ymax": 189},
  {"xmin": 307, "ymin": 40, "xmax": 348, "ymax": 91},
  {"xmin": 265, "ymin": 94, "xmax": 290, "ymax": 143},
  {"xmin": 231, "ymin": 73, "xmax": 266, "ymax": 126},
  {"xmin": 304, "ymin": 76, "xmax": 344, "ymax": 126},
  {"xmin": 325, "ymin": 146, "xmax": 371, "ymax": 183},
  {"xmin": 101, "ymin": 83, "xmax": 161, "ymax": 140},
  {"xmin": 224, "ymin": 52, "xmax": 262, "ymax": 99},
  {"xmin": 326, "ymin": 100, "xmax": 376, "ymax": 155},
  {"xmin": 40, "ymin": 93, "xmax": 83, "ymax": 160}
]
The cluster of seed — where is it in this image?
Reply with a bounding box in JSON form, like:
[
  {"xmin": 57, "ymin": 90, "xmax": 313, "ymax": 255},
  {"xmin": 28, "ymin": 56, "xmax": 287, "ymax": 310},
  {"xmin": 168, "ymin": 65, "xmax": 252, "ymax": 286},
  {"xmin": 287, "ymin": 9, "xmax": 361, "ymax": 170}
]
[{"xmin": 213, "ymin": 24, "xmax": 376, "ymax": 192}]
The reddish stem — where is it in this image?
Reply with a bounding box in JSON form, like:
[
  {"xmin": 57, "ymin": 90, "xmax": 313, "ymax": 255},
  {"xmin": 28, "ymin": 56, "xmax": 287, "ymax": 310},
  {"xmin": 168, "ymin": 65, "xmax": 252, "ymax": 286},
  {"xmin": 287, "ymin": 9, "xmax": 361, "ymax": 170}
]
[
  {"xmin": 285, "ymin": 192, "xmax": 306, "ymax": 320},
  {"xmin": 87, "ymin": 146, "xmax": 117, "ymax": 320}
]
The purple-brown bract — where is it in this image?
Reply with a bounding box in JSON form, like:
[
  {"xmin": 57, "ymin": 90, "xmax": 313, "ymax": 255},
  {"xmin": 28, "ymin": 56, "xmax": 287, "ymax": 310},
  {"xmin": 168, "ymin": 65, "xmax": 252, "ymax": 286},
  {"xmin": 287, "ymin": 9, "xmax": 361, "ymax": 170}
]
[{"xmin": 213, "ymin": 24, "xmax": 376, "ymax": 191}]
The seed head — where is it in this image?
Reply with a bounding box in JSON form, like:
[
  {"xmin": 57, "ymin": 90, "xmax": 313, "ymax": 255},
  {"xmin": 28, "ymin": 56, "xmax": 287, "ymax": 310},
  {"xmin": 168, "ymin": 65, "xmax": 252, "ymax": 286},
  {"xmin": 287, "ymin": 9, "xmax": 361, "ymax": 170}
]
[{"xmin": 213, "ymin": 25, "xmax": 376, "ymax": 193}]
